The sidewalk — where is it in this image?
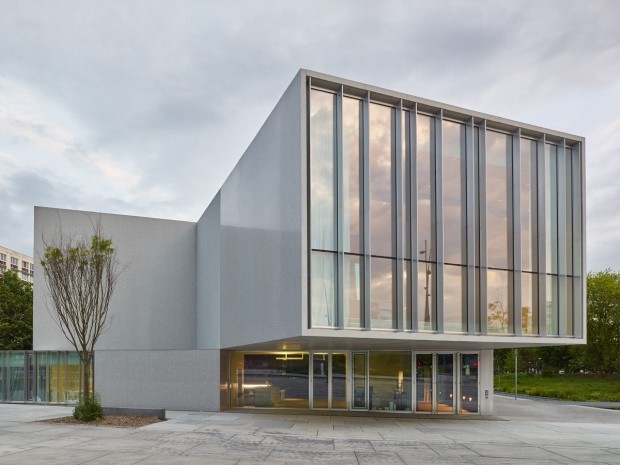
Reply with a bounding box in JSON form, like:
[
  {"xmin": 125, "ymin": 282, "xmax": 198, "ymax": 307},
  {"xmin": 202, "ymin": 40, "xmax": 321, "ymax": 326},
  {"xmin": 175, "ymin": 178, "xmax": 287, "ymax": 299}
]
[{"xmin": 0, "ymin": 396, "xmax": 619, "ymax": 464}]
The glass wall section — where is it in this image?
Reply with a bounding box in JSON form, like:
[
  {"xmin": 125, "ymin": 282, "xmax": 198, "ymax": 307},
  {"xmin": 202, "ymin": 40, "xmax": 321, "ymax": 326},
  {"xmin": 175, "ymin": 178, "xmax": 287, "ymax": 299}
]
[
  {"xmin": 0, "ymin": 351, "xmax": 83, "ymax": 404},
  {"xmin": 402, "ymin": 110, "xmax": 410, "ymax": 259},
  {"xmin": 521, "ymin": 139, "xmax": 538, "ymax": 271},
  {"xmin": 486, "ymin": 131, "xmax": 512, "ymax": 269},
  {"xmin": 403, "ymin": 260, "xmax": 411, "ymax": 329},
  {"xmin": 415, "ymin": 354, "xmax": 433, "ymax": 412},
  {"xmin": 566, "ymin": 278, "xmax": 573, "ymax": 336},
  {"xmin": 370, "ymin": 257, "xmax": 394, "ymax": 329},
  {"xmin": 369, "ymin": 352, "xmax": 411, "ymax": 411},
  {"xmin": 353, "ymin": 353, "xmax": 367, "ymax": 408},
  {"xmin": 443, "ymin": 121, "xmax": 466, "ymax": 265},
  {"xmin": 232, "ymin": 353, "xmax": 309, "ymax": 409},
  {"xmin": 444, "ymin": 265, "xmax": 466, "ymax": 332},
  {"xmin": 546, "ymin": 275, "xmax": 558, "ymax": 335},
  {"xmin": 343, "ymin": 255, "xmax": 362, "ymax": 328},
  {"xmin": 343, "ymin": 97, "xmax": 363, "ymax": 254},
  {"xmin": 417, "ymin": 115, "xmax": 435, "ymax": 261},
  {"xmin": 545, "ymin": 144, "xmax": 559, "ymax": 274},
  {"xmin": 521, "ymin": 272, "xmax": 538, "ymax": 335},
  {"xmin": 572, "ymin": 148, "xmax": 582, "ymax": 276},
  {"xmin": 311, "ymin": 252, "xmax": 336, "ymax": 327},
  {"xmin": 417, "ymin": 261, "xmax": 435, "ymax": 330},
  {"xmin": 310, "ymin": 89, "xmax": 336, "ymax": 251},
  {"xmin": 369, "ymin": 103, "xmax": 394, "ymax": 258},
  {"xmin": 460, "ymin": 354, "xmax": 478, "ymax": 413},
  {"xmin": 312, "ymin": 353, "xmax": 328, "ymax": 408},
  {"xmin": 487, "ymin": 269, "xmax": 513, "ymax": 333},
  {"xmin": 332, "ymin": 353, "xmax": 348, "ymax": 409},
  {"xmin": 436, "ymin": 354, "xmax": 454, "ymax": 413}
]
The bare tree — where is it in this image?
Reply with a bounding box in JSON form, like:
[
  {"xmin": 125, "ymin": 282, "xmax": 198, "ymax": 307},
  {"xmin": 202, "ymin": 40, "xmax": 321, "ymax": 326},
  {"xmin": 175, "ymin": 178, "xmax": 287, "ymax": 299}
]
[{"xmin": 40, "ymin": 222, "xmax": 120, "ymax": 403}]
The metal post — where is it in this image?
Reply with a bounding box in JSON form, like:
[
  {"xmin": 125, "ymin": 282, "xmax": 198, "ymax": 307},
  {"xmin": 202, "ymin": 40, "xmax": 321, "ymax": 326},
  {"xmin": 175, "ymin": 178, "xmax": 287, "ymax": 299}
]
[{"xmin": 514, "ymin": 348, "xmax": 518, "ymax": 400}]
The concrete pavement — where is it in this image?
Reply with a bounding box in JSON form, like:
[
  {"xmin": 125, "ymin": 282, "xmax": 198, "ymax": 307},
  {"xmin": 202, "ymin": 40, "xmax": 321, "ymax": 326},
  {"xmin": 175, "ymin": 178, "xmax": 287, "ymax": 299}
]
[{"xmin": 0, "ymin": 396, "xmax": 619, "ymax": 464}]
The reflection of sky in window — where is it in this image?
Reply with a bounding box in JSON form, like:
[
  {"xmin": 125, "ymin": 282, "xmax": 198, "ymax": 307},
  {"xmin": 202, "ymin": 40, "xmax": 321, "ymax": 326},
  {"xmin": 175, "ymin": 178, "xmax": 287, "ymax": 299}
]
[
  {"xmin": 487, "ymin": 269, "xmax": 511, "ymax": 333},
  {"xmin": 343, "ymin": 97, "xmax": 362, "ymax": 253},
  {"xmin": 486, "ymin": 131, "xmax": 511, "ymax": 269},
  {"xmin": 520, "ymin": 139, "xmax": 537, "ymax": 272},
  {"xmin": 443, "ymin": 121, "xmax": 466, "ymax": 265},
  {"xmin": 369, "ymin": 103, "xmax": 393, "ymax": 257},
  {"xmin": 444, "ymin": 264, "xmax": 465, "ymax": 331},
  {"xmin": 417, "ymin": 115, "xmax": 434, "ymax": 260}
]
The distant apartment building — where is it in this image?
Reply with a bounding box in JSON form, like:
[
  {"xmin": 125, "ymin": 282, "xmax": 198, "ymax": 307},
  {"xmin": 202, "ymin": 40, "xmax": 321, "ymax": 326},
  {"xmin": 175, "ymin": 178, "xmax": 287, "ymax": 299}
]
[{"xmin": 0, "ymin": 246, "xmax": 34, "ymax": 284}]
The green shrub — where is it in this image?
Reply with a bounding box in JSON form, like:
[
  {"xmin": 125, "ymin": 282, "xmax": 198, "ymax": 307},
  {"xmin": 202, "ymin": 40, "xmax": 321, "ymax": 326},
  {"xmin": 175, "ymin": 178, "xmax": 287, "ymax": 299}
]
[{"xmin": 73, "ymin": 396, "xmax": 104, "ymax": 422}]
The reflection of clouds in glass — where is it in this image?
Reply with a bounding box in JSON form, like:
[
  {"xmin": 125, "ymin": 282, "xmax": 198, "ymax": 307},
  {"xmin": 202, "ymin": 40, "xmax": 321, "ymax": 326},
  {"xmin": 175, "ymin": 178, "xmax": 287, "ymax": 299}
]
[
  {"xmin": 417, "ymin": 115, "xmax": 434, "ymax": 259},
  {"xmin": 444, "ymin": 264, "xmax": 465, "ymax": 331},
  {"xmin": 343, "ymin": 97, "xmax": 362, "ymax": 253},
  {"xmin": 310, "ymin": 90, "xmax": 336, "ymax": 250},
  {"xmin": 369, "ymin": 103, "xmax": 393, "ymax": 257},
  {"xmin": 486, "ymin": 131, "xmax": 511, "ymax": 268},
  {"xmin": 371, "ymin": 257, "xmax": 393, "ymax": 328},
  {"xmin": 311, "ymin": 251, "xmax": 336, "ymax": 327},
  {"xmin": 443, "ymin": 121, "xmax": 466, "ymax": 265},
  {"xmin": 417, "ymin": 262, "xmax": 435, "ymax": 330},
  {"xmin": 520, "ymin": 139, "xmax": 537, "ymax": 272}
]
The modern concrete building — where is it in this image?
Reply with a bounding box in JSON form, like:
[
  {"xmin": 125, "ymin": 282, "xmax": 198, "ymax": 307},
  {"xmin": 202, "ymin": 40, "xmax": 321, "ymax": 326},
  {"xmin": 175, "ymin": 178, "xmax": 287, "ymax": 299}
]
[
  {"xmin": 0, "ymin": 246, "xmax": 34, "ymax": 284},
  {"xmin": 28, "ymin": 70, "xmax": 585, "ymax": 415}
]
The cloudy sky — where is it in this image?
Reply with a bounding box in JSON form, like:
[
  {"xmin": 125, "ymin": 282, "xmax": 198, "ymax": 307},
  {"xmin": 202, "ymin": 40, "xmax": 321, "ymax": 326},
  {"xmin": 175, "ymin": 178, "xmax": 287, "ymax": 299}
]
[{"xmin": 0, "ymin": 1, "xmax": 618, "ymax": 272}]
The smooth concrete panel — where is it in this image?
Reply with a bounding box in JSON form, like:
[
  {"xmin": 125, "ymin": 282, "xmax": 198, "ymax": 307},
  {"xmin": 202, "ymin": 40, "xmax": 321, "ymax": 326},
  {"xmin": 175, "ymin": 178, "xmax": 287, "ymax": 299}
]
[
  {"xmin": 480, "ymin": 349, "xmax": 494, "ymax": 415},
  {"xmin": 33, "ymin": 207, "xmax": 197, "ymax": 351},
  {"xmin": 196, "ymin": 194, "xmax": 220, "ymax": 349},
  {"xmin": 218, "ymin": 72, "xmax": 303, "ymax": 348},
  {"xmin": 95, "ymin": 350, "xmax": 220, "ymax": 411}
]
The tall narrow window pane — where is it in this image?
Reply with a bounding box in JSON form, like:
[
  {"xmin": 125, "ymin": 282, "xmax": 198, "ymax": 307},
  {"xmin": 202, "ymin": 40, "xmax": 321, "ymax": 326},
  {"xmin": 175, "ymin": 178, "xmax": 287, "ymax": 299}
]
[
  {"xmin": 369, "ymin": 103, "xmax": 394, "ymax": 257},
  {"xmin": 521, "ymin": 272, "xmax": 538, "ymax": 335},
  {"xmin": 486, "ymin": 131, "xmax": 512, "ymax": 269},
  {"xmin": 343, "ymin": 97, "xmax": 362, "ymax": 253},
  {"xmin": 403, "ymin": 260, "xmax": 411, "ymax": 329},
  {"xmin": 566, "ymin": 277, "xmax": 574, "ymax": 336},
  {"xmin": 487, "ymin": 269, "xmax": 513, "ymax": 334},
  {"xmin": 343, "ymin": 255, "xmax": 362, "ymax": 328},
  {"xmin": 546, "ymin": 274, "xmax": 558, "ymax": 335},
  {"xmin": 572, "ymin": 150, "xmax": 582, "ymax": 276},
  {"xmin": 310, "ymin": 90, "xmax": 336, "ymax": 250},
  {"xmin": 311, "ymin": 251, "xmax": 336, "ymax": 327},
  {"xmin": 417, "ymin": 115, "xmax": 435, "ymax": 261},
  {"xmin": 545, "ymin": 144, "xmax": 558, "ymax": 274},
  {"xmin": 402, "ymin": 110, "xmax": 410, "ymax": 259},
  {"xmin": 565, "ymin": 148, "xmax": 573, "ymax": 275},
  {"xmin": 417, "ymin": 262, "xmax": 435, "ymax": 330},
  {"xmin": 370, "ymin": 257, "xmax": 394, "ymax": 329},
  {"xmin": 521, "ymin": 139, "xmax": 538, "ymax": 272},
  {"xmin": 443, "ymin": 121, "xmax": 466, "ymax": 265},
  {"xmin": 444, "ymin": 264, "xmax": 466, "ymax": 332},
  {"xmin": 474, "ymin": 126, "xmax": 480, "ymax": 267}
]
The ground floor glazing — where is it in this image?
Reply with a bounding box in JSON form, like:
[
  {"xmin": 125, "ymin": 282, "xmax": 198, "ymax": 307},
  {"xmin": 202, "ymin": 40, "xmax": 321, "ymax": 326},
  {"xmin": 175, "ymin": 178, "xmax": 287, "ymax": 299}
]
[{"xmin": 228, "ymin": 351, "xmax": 481, "ymax": 414}]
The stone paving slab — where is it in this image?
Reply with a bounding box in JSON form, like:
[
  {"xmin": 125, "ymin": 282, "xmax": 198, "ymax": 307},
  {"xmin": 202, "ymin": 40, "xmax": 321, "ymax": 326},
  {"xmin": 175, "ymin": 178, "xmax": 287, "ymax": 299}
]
[{"xmin": 0, "ymin": 396, "xmax": 618, "ymax": 464}]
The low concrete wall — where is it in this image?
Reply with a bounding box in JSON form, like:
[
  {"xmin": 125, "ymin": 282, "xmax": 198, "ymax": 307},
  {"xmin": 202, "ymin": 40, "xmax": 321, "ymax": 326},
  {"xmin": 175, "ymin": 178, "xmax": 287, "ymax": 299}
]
[{"xmin": 95, "ymin": 350, "xmax": 220, "ymax": 411}]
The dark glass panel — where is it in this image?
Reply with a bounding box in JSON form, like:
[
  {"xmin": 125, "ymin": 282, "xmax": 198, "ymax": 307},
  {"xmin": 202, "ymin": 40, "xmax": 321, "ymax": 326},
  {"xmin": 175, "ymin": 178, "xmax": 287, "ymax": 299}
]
[{"xmin": 369, "ymin": 352, "xmax": 412, "ymax": 411}]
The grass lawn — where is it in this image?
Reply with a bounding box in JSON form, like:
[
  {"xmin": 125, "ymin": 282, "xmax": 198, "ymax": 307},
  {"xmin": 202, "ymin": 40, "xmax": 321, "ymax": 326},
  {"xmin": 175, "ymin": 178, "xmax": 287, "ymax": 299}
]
[{"xmin": 494, "ymin": 374, "xmax": 620, "ymax": 402}]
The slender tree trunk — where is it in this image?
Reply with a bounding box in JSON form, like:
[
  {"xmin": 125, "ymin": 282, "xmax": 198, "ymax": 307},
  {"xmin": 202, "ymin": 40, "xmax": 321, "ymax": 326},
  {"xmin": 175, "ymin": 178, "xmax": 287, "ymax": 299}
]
[{"xmin": 82, "ymin": 356, "xmax": 91, "ymax": 403}]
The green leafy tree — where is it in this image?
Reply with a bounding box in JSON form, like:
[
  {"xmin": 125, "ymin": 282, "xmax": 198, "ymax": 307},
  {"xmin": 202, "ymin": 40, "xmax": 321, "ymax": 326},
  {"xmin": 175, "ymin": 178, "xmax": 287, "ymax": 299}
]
[
  {"xmin": 0, "ymin": 270, "xmax": 33, "ymax": 350},
  {"xmin": 585, "ymin": 269, "xmax": 620, "ymax": 376},
  {"xmin": 40, "ymin": 224, "xmax": 120, "ymax": 413}
]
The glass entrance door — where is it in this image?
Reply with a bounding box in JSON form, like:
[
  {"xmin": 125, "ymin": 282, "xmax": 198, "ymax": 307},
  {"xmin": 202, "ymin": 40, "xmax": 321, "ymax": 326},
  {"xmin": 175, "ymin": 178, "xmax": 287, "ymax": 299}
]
[
  {"xmin": 436, "ymin": 354, "xmax": 455, "ymax": 413},
  {"xmin": 458, "ymin": 353, "xmax": 479, "ymax": 413},
  {"xmin": 311, "ymin": 352, "xmax": 349, "ymax": 409},
  {"xmin": 415, "ymin": 353, "xmax": 433, "ymax": 412}
]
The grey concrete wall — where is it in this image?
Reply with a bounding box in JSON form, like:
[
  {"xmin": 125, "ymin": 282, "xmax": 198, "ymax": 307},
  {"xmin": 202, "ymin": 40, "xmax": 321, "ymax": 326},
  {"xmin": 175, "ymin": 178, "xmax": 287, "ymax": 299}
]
[
  {"xmin": 33, "ymin": 207, "xmax": 197, "ymax": 351},
  {"xmin": 217, "ymin": 72, "xmax": 304, "ymax": 349},
  {"xmin": 95, "ymin": 350, "xmax": 220, "ymax": 411},
  {"xmin": 196, "ymin": 194, "xmax": 220, "ymax": 349}
]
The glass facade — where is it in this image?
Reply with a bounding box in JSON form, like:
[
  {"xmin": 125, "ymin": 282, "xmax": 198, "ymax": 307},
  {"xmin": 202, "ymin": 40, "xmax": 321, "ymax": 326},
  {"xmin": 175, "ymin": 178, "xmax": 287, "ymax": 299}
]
[
  {"xmin": 308, "ymin": 85, "xmax": 584, "ymax": 337},
  {"xmin": 0, "ymin": 351, "xmax": 85, "ymax": 404},
  {"xmin": 231, "ymin": 351, "xmax": 478, "ymax": 414}
]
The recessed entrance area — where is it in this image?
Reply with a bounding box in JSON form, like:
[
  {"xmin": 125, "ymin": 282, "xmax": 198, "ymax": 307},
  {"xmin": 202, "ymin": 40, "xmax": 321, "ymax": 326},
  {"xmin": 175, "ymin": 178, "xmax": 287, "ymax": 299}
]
[{"xmin": 228, "ymin": 351, "xmax": 479, "ymax": 414}]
